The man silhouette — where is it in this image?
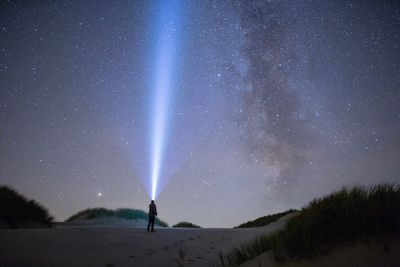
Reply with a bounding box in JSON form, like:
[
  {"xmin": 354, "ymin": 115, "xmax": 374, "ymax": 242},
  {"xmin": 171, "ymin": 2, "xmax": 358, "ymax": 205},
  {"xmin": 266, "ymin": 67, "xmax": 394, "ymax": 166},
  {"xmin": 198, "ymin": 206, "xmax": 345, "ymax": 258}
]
[{"xmin": 147, "ymin": 200, "xmax": 157, "ymax": 232}]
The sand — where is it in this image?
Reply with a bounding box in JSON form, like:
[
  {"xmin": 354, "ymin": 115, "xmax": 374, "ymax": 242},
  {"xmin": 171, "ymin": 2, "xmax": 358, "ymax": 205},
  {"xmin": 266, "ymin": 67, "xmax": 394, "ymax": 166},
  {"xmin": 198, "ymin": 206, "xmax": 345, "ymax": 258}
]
[
  {"xmin": 239, "ymin": 237, "xmax": 400, "ymax": 267},
  {"xmin": 0, "ymin": 213, "xmax": 296, "ymax": 267}
]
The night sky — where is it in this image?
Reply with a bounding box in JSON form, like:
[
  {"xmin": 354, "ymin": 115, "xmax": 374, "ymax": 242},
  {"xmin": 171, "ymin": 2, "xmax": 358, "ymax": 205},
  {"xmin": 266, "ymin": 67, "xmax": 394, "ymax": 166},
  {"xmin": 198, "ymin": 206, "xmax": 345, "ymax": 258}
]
[{"xmin": 1, "ymin": 1, "xmax": 399, "ymax": 227}]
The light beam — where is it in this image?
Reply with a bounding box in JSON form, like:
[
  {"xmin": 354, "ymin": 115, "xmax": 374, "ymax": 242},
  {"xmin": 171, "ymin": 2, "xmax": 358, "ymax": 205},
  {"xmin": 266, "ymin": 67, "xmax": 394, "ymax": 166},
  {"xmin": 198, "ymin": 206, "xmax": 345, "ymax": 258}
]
[{"xmin": 150, "ymin": 1, "xmax": 179, "ymax": 200}]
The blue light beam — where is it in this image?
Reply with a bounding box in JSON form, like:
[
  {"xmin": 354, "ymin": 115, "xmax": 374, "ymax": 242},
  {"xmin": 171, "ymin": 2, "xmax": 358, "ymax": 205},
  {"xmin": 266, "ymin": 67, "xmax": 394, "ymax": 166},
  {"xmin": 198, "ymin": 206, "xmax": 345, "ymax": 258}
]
[{"xmin": 150, "ymin": 1, "xmax": 180, "ymax": 200}]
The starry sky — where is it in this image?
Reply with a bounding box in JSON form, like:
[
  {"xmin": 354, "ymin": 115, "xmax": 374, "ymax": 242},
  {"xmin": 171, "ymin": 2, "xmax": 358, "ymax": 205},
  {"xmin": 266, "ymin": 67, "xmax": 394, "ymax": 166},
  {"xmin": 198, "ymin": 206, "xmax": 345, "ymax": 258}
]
[{"xmin": 1, "ymin": 1, "xmax": 399, "ymax": 227}]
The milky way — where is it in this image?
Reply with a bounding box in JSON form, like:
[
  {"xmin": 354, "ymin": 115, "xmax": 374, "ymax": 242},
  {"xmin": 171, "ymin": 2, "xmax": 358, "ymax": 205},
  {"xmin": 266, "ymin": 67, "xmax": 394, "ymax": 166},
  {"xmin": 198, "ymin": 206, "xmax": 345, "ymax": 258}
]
[{"xmin": 1, "ymin": 1, "xmax": 399, "ymax": 227}]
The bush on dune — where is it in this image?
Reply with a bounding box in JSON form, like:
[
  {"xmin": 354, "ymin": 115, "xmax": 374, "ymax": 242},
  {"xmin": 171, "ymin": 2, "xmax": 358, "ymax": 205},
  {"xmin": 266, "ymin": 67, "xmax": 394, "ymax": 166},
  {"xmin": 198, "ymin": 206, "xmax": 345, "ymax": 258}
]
[
  {"xmin": 66, "ymin": 207, "xmax": 114, "ymax": 221},
  {"xmin": 229, "ymin": 184, "xmax": 400, "ymax": 265},
  {"xmin": 0, "ymin": 185, "xmax": 54, "ymax": 228},
  {"xmin": 67, "ymin": 207, "xmax": 169, "ymax": 227},
  {"xmin": 173, "ymin": 221, "xmax": 201, "ymax": 228}
]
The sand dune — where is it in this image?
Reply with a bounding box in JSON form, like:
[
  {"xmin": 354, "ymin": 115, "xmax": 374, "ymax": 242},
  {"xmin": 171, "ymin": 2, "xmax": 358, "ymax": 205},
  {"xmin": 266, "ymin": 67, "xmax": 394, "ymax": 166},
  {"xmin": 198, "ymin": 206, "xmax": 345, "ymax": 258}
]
[{"xmin": 0, "ymin": 213, "xmax": 295, "ymax": 267}]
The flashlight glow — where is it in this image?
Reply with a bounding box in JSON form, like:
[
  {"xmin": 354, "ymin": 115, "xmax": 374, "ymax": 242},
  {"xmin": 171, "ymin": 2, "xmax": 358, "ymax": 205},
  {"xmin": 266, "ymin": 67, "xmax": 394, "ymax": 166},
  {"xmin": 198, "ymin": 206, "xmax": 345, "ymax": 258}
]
[{"xmin": 150, "ymin": 1, "xmax": 179, "ymax": 200}]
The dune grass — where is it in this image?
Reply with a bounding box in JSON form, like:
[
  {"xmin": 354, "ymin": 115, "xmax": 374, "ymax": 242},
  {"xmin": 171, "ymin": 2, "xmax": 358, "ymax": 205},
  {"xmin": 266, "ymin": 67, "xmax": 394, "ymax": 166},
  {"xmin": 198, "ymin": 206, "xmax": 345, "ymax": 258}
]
[
  {"xmin": 0, "ymin": 185, "xmax": 54, "ymax": 228},
  {"xmin": 173, "ymin": 221, "xmax": 201, "ymax": 228},
  {"xmin": 228, "ymin": 184, "xmax": 400, "ymax": 265},
  {"xmin": 235, "ymin": 209, "xmax": 297, "ymax": 228},
  {"xmin": 66, "ymin": 207, "xmax": 169, "ymax": 227}
]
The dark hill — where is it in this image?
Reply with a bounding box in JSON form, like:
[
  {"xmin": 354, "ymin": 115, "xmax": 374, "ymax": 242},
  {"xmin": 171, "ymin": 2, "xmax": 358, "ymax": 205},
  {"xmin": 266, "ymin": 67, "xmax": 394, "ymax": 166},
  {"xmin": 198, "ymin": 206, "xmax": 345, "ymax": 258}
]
[{"xmin": 0, "ymin": 185, "xmax": 53, "ymax": 228}]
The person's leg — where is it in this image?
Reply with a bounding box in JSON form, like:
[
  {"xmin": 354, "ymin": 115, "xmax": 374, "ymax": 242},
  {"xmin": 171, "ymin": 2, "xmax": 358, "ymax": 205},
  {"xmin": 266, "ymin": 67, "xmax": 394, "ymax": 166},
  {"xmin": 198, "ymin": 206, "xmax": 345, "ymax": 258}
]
[
  {"xmin": 151, "ymin": 217, "xmax": 155, "ymax": 231},
  {"xmin": 147, "ymin": 216, "xmax": 151, "ymax": 231}
]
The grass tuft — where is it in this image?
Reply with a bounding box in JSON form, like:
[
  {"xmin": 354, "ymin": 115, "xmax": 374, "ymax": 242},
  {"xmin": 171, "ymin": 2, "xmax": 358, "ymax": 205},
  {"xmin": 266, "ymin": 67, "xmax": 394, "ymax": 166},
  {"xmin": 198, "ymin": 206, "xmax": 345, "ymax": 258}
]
[{"xmin": 175, "ymin": 247, "xmax": 186, "ymax": 267}]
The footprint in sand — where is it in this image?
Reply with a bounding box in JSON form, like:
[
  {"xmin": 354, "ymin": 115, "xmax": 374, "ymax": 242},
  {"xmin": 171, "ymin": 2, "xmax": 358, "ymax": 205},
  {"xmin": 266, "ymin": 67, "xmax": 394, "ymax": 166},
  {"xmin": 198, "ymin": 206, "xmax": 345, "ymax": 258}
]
[{"xmin": 145, "ymin": 250, "xmax": 156, "ymax": 256}]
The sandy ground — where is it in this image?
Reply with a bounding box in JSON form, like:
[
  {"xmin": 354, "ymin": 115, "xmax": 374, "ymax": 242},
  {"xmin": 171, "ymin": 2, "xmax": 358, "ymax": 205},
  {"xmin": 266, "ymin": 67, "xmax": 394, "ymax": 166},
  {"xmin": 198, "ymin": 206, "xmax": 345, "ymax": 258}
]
[
  {"xmin": 0, "ymin": 213, "xmax": 295, "ymax": 267},
  {"xmin": 239, "ymin": 236, "xmax": 400, "ymax": 267}
]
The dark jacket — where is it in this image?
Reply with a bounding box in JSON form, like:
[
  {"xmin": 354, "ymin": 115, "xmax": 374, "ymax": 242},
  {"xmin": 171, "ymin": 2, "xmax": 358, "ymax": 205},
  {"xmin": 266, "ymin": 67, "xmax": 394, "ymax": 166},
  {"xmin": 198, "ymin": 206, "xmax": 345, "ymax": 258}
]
[{"xmin": 149, "ymin": 203, "xmax": 157, "ymax": 217}]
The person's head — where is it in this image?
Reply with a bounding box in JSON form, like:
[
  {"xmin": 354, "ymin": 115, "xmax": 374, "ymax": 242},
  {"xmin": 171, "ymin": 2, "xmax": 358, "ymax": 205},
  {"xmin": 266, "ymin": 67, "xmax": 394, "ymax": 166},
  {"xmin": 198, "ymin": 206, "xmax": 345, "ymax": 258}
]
[{"xmin": 151, "ymin": 200, "xmax": 155, "ymax": 204}]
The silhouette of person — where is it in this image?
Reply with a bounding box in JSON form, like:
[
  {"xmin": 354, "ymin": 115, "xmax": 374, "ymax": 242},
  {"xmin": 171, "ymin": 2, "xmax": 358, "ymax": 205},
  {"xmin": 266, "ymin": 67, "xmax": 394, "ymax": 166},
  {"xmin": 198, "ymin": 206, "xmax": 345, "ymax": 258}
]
[{"xmin": 147, "ymin": 200, "xmax": 157, "ymax": 232}]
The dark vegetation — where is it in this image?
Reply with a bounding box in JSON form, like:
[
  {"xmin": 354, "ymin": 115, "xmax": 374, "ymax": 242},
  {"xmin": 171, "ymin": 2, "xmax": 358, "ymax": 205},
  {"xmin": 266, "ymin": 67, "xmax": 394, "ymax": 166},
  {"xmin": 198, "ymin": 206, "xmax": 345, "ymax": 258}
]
[
  {"xmin": 0, "ymin": 185, "xmax": 53, "ymax": 228},
  {"xmin": 66, "ymin": 207, "xmax": 169, "ymax": 227},
  {"xmin": 235, "ymin": 209, "xmax": 297, "ymax": 228},
  {"xmin": 173, "ymin": 221, "xmax": 201, "ymax": 228},
  {"xmin": 228, "ymin": 184, "xmax": 400, "ymax": 265}
]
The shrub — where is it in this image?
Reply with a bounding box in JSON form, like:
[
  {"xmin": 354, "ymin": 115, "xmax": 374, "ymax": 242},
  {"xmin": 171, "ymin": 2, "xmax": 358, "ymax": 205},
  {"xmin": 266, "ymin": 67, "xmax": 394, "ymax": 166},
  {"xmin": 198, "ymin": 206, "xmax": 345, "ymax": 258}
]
[
  {"xmin": 173, "ymin": 221, "xmax": 201, "ymax": 228},
  {"xmin": 228, "ymin": 184, "xmax": 400, "ymax": 265},
  {"xmin": 0, "ymin": 185, "xmax": 54, "ymax": 228}
]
